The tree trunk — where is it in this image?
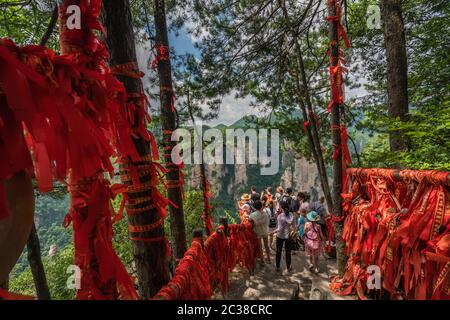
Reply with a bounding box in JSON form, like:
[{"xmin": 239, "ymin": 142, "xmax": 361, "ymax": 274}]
[
  {"xmin": 293, "ymin": 73, "xmax": 333, "ymax": 212},
  {"xmin": 27, "ymin": 223, "xmax": 51, "ymax": 300},
  {"xmin": 328, "ymin": 0, "xmax": 346, "ymax": 275},
  {"xmin": 279, "ymin": 0, "xmax": 334, "ymax": 212},
  {"xmin": 23, "ymin": 6, "xmax": 57, "ymax": 301},
  {"xmin": 0, "ymin": 171, "xmax": 35, "ymax": 286},
  {"xmin": 153, "ymin": 0, "xmax": 188, "ymax": 260},
  {"xmin": 187, "ymin": 89, "xmax": 211, "ymax": 236},
  {"xmin": 102, "ymin": 0, "xmax": 170, "ymax": 298},
  {"xmin": 293, "ymin": 50, "xmax": 334, "ymax": 213},
  {"xmin": 380, "ymin": 0, "xmax": 409, "ymax": 152}
]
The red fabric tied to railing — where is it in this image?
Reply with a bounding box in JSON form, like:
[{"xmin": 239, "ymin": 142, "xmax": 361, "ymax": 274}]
[
  {"xmin": 64, "ymin": 177, "xmax": 139, "ymax": 300},
  {"xmin": 153, "ymin": 223, "xmax": 261, "ymax": 300},
  {"xmin": 153, "ymin": 239, "xmax": 212, "ymax": 300},
  {"xmin": 0, "ymin": 288, "xmax": 35, "ymax": 300},
  {"xmin": 331, "ymin": 168, "xmax": 450, "ymax": 300},
  {"xmin": 204, "ymin": 227, "xmax": 231, "ymax": 293},
  {"xmin": 228, "ymin": 223, "xmax": 262, "ymax": 272}
]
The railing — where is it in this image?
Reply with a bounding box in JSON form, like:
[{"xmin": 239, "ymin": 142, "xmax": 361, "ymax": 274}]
[
  {"xmin": 153, "ymin": 219, "xmax": 261, "ymax": 300},
  {"xmin": 331, "ymin": 168, "xmax": 450, "ymax": 300}
]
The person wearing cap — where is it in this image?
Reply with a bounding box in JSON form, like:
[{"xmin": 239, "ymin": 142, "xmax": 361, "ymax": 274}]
[
  {"xmin": 239, "ymin": 193, "xmax": 251, "ymax": 208},
  {"xmin": 304, "ymin": 211, "xmax": 325, "ymax": 274}
]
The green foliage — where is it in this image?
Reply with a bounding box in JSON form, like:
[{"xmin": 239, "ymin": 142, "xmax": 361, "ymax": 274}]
[
  {"xmin": 165, "ymin": 188, "xmax": 213, "ymax": 244},
  {"xmin": 0, "ymin": 1, "xmax": 59, "ymax": 49},
  {"xmin": 111, "ymin": 194, "xmax": 135, "ymax": 275},
  {"xmin": 349, "ymin": 0, "xmax": 450, "ymax": 170},
  {"xmin": 9, "ymin": 245, "xmax": 76, "ymax": 300}
]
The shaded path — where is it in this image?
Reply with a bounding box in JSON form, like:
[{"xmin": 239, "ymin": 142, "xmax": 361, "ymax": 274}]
[{"xmin": 217, "ymin": 248, "xmax": 356, "ymax": 300}]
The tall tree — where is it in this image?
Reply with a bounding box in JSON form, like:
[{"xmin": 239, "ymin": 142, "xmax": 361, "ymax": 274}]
[
  {"xmin": 153, "ymin": 0, "xmax": 188, "ymax": 260},
  {"xmin": 380, "ymin": 0, "xmax": 409, "ymax": 152},
  {"xmin": 186, "ymin": 85, "xmax": 212, "ymax": 236},
  {"xmin": 178, "ymin": 0, "xmax": 336, "ymax": 210},
  {"xmin": 24, "ymin": 7, "xmax": 58, "ymax": 301},
  {"xmin": 26, "ymin": 224, "xmax": 51, "ymax": 300},
  {"xmin": 278, "ymin": 0, "xmax": 334, "ymax": 212},
  {"xmin": 102, "ymin": 0, "xmax": 171, "ymax": 298},
  {"xmin": 346, "ymin": 0, "xmax": 448, "ymax": 170},
  {"xmin": 327, "ymin": 0, "xmax": 346, "ymax": 274}
]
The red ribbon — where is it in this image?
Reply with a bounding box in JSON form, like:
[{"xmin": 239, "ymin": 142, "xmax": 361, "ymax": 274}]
[
  {"xmin": 0, "ymin": 289, "xmax": 34, "ymax": 300},
  {"xmin": 151, "ymin": 44, "xmax": 170, "ymax": 70}
]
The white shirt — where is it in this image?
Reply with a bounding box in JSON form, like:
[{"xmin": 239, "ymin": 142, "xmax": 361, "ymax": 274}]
[{"xmin": 249, "ymin": 210, "xmax": 269, "ymax": 237}]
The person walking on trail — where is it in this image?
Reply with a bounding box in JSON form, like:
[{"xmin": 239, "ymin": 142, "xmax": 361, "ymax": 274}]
[
  {"xmin": 270, "ymin": 200, "xmax": 294, "ymax": 273},
  {"xmin": 250, "ymin": 186, "xmax": 260, "ymax": 202},
  {"xmin": 274, "ymin": 186, "xmax": 284, "ymax": 211},
  {"xmin": 264, "ymin": 199, "xmax": 277, "ymax": 250},
  {"xmin": 297, "ymin": 208, "xmax": 307, "ymax": 251},
  {"xmin": 298, "ymin": 192, "xmax": 311, "ymax": 213},
  {"xmin": 261, "ymin": 186, "xmax": 273, "ymax": 202},
  {"xmin": 304, "ymin": 211, "xmax": 325, "ymax": 274},
  {"xmin": 310, "ymin": 196, "xmax": 328, "ymax": 239},
  {"xmin": 249, "ymin": 200, "xmax": 271, "ymax": 264},
  {"xmin": 241, "ymin": 204, "xmax": 251, "ymax": 223},
  {"xmin": 238, "ymin": 194, "xmax": 252, "ymax": 223}
]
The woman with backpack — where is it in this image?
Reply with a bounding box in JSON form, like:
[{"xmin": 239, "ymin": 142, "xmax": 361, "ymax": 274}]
[
  {"xmin": 304, "ymin": 211, "xmax": 325, "ymax": 274},
  {"xmin": 270, "ymin": 200, "xmax": 294, "ymax": 273}
]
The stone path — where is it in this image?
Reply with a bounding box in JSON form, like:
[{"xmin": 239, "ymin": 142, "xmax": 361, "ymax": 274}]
[{"xmin": 216, "ymin": 247, "xmax": 357, "ymax": 300}]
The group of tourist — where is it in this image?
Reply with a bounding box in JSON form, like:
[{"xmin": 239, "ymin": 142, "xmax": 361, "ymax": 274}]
[{"xmin": 238, "ymin": 186, "xmax": 329, "ymax": 274}]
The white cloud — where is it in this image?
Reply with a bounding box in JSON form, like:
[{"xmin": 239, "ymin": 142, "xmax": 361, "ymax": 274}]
[
  {"xmin": 200, "ymin": 93, "xmax": 260, "ymax": 126},
  {"xmin": 135, "ymin": 39, "xmax": 259, "ymax": 126}
]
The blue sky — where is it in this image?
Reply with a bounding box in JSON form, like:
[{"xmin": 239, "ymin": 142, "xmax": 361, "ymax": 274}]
[
  {"xmin": 138, "ymin": 27, "xmax": 365, "ymax": 127},
  {"xmin": 168, "ymin": 27, "xmax": 200, "ymax": 57},
  {"xmin": 165, "ymin": 28, "xmax": 256, "ymax": 126}
]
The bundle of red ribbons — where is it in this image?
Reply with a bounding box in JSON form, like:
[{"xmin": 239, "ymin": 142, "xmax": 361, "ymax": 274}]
[
  {"xmin": 153, "ymin": 223, "xmax": 261, "ymax": 300},
  {"xmin": 331, "ymin": 168, "xmax": 450, "ymax": 300},
  {"xmin": 327, "ymin": 0, "xmax": 352, "ymax": 195},
  {"xmin": 0, "ymin": 0, "xmax": 166, "ymax": 299}
]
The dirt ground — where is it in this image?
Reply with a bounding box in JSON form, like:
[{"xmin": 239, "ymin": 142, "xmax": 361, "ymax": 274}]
[{"xmin": 215, "ymin": 246, "xmax": 356, "ymax": 300}]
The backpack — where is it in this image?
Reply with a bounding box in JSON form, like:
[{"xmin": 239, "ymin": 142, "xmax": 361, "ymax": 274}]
[
  {"xmin": 266, "ymin": 207, "xmax": 277, "ymax": 228},
  {"xmin": 281, "ymin": 195, "xmax": 296, "ymax": 213},
  {"xmin": 290, "ymin": 197, "xmax": 300, "ymax": 213},
  {"xmin": 288, "ymin": 230, "xmax": 301, "ymax": 251}
]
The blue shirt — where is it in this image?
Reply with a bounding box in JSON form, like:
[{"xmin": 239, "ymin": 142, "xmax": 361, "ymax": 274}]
[{"xmin": 297, "ymin": 216, "xmax": 306, "ymax": 237}]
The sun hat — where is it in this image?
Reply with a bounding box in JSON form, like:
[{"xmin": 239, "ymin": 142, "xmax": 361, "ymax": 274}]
[
  {"xmin": 276, "ymin": 186, "xmax": 284, "ymax": 193},
  {"xmin": 241, "ymin": 193, "xmax": 251, "ymax": 201},
  {"xmin": 306, "ymin": 211, "xmax": 320, "ymax": 222}
]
